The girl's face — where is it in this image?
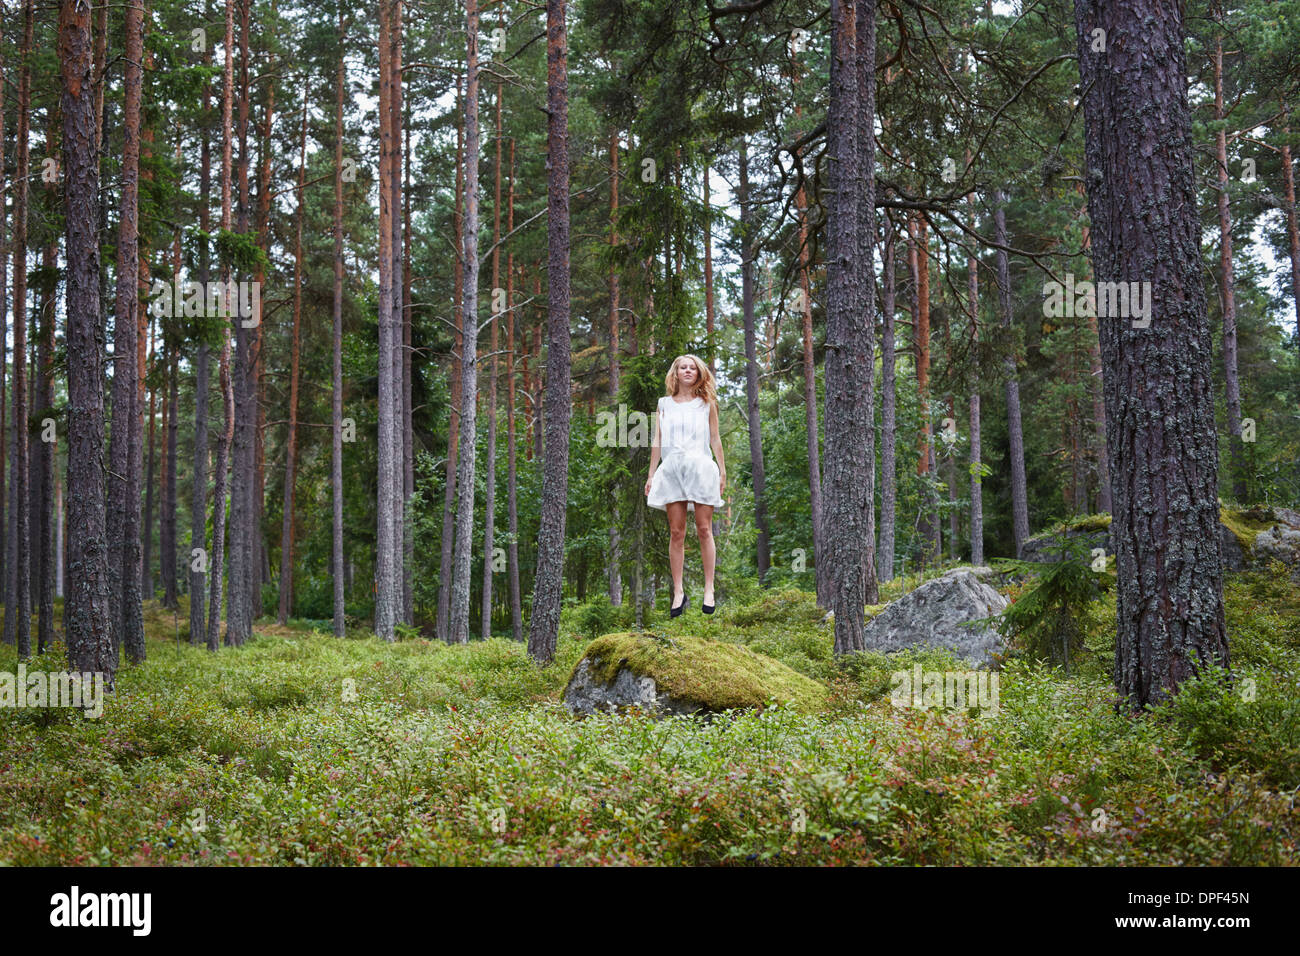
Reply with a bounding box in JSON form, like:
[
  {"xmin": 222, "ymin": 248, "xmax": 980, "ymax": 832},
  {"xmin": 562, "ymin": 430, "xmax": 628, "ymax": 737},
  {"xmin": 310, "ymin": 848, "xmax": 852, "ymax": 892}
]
[{"xmin": 676, "ymin": 358, "xmax": 698, "ymax": 390}]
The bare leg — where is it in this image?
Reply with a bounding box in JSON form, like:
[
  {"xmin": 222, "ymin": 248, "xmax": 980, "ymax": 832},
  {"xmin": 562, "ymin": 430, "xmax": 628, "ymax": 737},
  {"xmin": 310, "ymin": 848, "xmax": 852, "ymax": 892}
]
[
  {"xmin": 695, "ymin": 504, "xmax": 715, "ymax": 605},
  {"xmin": 667, "ymin": 502, "xmax": 688, "ymax": 605}
]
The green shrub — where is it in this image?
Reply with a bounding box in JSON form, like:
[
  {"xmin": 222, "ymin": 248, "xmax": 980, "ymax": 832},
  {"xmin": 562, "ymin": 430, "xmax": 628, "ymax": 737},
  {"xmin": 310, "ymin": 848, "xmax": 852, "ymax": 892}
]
[
  {"xmin": 1155, "ymin": 665, "xmax": 1300, "ymax": 789},
  {"xmin": 994, "ymin": 538, "xmax": 1109, "ymax": 670}
]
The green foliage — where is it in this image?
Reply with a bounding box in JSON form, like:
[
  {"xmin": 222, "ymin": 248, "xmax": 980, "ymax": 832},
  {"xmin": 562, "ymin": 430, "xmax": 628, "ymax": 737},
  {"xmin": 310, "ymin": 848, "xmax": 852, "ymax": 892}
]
[
  {"xmin": 1155, "ymin": 666, "xmax": 1300, "ymax": 790},
  {"xmin": 3, "ymin": 580, "xmax": 1300, "ymax": 865},
  {"xmin": 994, "ymin": 538, "xmax": 1109, "ymax": 669},
  {"xmin": 213, "ymin": 229, "xmax": 270, "ymax": 274},
  {"xmin": 564, "ymin": 593, "xmax": 637, "ymax": 640}
]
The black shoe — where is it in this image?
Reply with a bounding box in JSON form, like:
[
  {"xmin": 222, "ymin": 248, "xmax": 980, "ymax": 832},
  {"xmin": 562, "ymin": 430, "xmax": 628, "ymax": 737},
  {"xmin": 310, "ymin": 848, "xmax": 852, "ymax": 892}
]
[
  {"xmin": 702, "ymin": 597, "xmax": 715, "ymax": 615},
  {"xmin": 670, "ymin": 589, "xmax": 688, "ymax": 618}
]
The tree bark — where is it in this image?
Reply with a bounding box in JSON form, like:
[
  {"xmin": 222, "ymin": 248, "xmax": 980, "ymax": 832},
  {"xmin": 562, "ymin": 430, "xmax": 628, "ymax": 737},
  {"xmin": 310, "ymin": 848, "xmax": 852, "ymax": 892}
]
[
  {"xmin": 1280, "ymin": 108, "xmax": 1300, "ymax": 333},
  {"xmin": 331, "ymin": 6, "xmax": 347, "ymax": 636},
  {"xmin": 389, "ymin": 0, "xmax": 406, "ymax": 632},
  {"xmin": 878, "ymin": 218, "xmax": 897, "ymax": 582},
  {"xmin": 607, "ymin": 130, "xmax": 622, "ymax": 605},
  {"xmin": 402, "ymin": 64, "xmax": 415, "ymax": 627},
  {"xmin": 436, "ymin": 72, "xmax": 465, "ymax": 642},
  {"xmin": 967, "ymin": 188, "xmax": 983, "ymax": 566},
  {"xmin": 911, "ymin": 214, "xmax": 940, "ymax": 565},
  {"xmin": 506, "ymin": 142, "xmax": 523, "ymax": 639},
  {"xmin": 161, "ymin": 213, "xmax": 181, "ymax": 610},
  {"xmin": 7, "ymin": 0, "xmax": 34, "ymax": 658},
  {"xmin": 37, "ymin": 145, "xmax": 57, "ymax": 654},
  {"xmin": 737, "ymin": 136, "xmax": 770, "ymax": 584},
  {"xmin": 792, "ymin": 78, "xmax": 824, "ymax": 603},
  {"xmin": 0, "ymin": 5, "xmax": 7, "ymax": 622},
  {"xmin": 226, "ymin": 0, "xmax": 257, "ymax": 645},
  {"xmin": 60, "ymin": 0, "xmax": 115, "ymax": 686},
  {"xmin": 207, "ymin": 0, "xmax": 237, "ymax": 652},
  {"xmin": 374, "ymin": 0, "xmax": 399, "ymax": 640},
  {"xmin": 993, "ymin": 190, "xmax": 1030, "ymax": 554},
  {"xmin": 527, "ymin": 0, "xmax": 572, "ymax": 664},
  {"xmin": 1074, "ymin": 0, "xmax": 1228, "ymax": 710},
  {"xmin": 482, "ymin": 33, "xmax": 504, "ymax": 640},
  {"xmin": 1213, "ymin": 30, "xmax": 1245, "ymax": 499},
  {"xmin": 278, "ymin": 85, "xmax": 308, "ymax": 625},
  {"xmin": 825, "ymin": 0, "xmax": 879, "ymax": 655},
  {"xmin": 191, "ymin": 67, "xmax": 213, "ymax": 645},
  {"xmin": 144, "ymin": 318, "xmax": 157, "ymax": 604},
  {"xmin": 449, "ymin": 0, "xmax": 482, "ymax": 645}
]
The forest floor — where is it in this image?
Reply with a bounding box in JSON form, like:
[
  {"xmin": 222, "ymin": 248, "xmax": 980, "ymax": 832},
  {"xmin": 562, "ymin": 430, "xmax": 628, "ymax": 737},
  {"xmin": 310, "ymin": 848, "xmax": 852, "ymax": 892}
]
[{"xmin": 1, "ymin": 563, "xmax": 1297, "ymax": 866}]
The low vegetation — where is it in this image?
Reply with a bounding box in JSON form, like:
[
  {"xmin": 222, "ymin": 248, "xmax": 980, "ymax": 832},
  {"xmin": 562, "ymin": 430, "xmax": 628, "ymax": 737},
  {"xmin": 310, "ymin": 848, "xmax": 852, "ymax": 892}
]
[{"xmin": 1, "ymin": 562, "xmax": 1296, "ymax": 866}]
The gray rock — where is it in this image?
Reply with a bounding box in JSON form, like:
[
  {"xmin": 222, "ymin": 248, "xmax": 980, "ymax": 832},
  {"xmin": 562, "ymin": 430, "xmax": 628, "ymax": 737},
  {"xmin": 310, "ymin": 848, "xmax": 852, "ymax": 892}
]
[
  {"xmin": 1221, "ymin": 523, "xmax": 1247, "ymax": 572},
  {"xmin": 862, "ymin": 567, "xmax": 1008, "ymax": 668},
  {"xmin": 563, "ymin": 658, "xmax": 702, "ymax": 717},
  {"xmin": 1254, "ymin": 524, "xmax": 1300, "ymax": 569}
]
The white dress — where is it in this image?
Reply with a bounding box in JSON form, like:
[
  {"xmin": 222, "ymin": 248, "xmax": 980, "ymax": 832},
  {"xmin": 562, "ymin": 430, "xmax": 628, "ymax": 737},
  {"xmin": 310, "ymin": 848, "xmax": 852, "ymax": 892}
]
[{"xmin": 647, "ymin": 395, "xmax": 724, "ymax": 512}]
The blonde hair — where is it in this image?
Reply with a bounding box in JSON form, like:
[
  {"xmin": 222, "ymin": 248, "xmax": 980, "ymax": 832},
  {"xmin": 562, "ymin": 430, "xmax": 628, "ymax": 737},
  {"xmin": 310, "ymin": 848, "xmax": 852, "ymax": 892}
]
[{"xmin": 665, "ymin": 354, "xmax": 717, "ymax": 406}]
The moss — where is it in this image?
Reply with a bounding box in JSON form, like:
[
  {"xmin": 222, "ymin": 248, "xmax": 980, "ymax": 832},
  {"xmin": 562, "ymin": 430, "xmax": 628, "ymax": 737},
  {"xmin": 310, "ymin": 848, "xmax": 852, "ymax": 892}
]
[
  {"xmin": 1219, "ymin": 503, "xmax": 1276, "ymax": 553},
  {"xmin": 1062, "ymin": 512, "xmax": 1113, "ymax": 533},
  {"xmin": 724, "ymin": 588, "xmax": 823, "ymax": 628},
  {"xmin": 576, "ymin": 631, "xmax": 829, "ymax": 714}
]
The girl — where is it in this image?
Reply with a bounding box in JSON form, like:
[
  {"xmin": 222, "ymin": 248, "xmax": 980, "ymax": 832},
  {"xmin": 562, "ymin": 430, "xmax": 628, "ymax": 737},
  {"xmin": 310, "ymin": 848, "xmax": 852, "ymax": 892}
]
[{"xmin": 644, "ymin": 354, "xmax": 726, "ymax": 616}]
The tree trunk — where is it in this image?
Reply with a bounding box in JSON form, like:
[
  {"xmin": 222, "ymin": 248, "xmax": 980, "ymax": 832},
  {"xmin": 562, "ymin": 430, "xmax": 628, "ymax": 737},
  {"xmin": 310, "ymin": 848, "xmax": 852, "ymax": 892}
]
[
  {"xmin": 207, "ymin": 0, "xmax": 237, "ymax": 652},
  {"xmin": 389, "ymin": 0, "xmax": 407, "ymax": 631},
  {"xmin": 0, "ymin": 6, "xmax": 7, "ymax": 621},
  {"xmin": 793, "ymin": 105, "xmax": 824, "ymax": 604},
  {"xmin": 527, "ymin": 0, "xmax": 572, "ymax": 664},
  {"xmin": 506, "ymin": 142, "xmax": 523, "ymax": 639},
  {"xmin": 1213, "ymin": 31, "xmax": 1245, "ymax": 500},
  {"xmin": 825, "ymin": 0, "xmax": 878, "ymax": 655},
  {"xmin": 226, "ymin": 0, "xmax": 257, "ymax": 646},
  {"xmin": 60, "ymin": 0, "xmax": 115, "ymax": 686},
  {"xmin": 703, "ymin": 163, "xmax": 715, "ymax": 375},
  {"xmin": 161, "ymin": 215, "xmax": 180, "ymax": 610},
  {"xmin": 331, "ymin": 7, "xmax": 347, "ymax": 635},
  {"xmin": 37, "ymin": 163, "xmax": 56, "ymax": 654},
  {"xmin": 7, "ymin": 0, "xmax": 34, "ymax": 658},
  {"xmin": 1074, "ymin": 0, "xmax": 1228, "ymax": 709},
  {"xmin": 1280, "ymin": 108, "xmax": 1300, "ymax": 333},
  {"xmin": 878, "ymin": 218, "xmax": 897, "ymax": 581},
  {"xmin": 143, "ymin": 316, "xmax": 157, "ymax": 602},
  {"xmin": 191, "ymin": 70, "xmax": 213, "ymax": 645},
  {"xmin": 993, "ymin": 191, "xmax": 1030, "ymax": 554},
  {"xmin": 278, "ymin": 86, "xmax": 308, "ymax": 625},
  {"xmin": 967, "ymin": 188, "xmax": 983, "ymax": 566},
  {"xmin": 374, "ymin": 0, "xmax": 399, "ymax": 640},
  {"xmin": 403, "ymin": 73, "xmax": 415, "ymax": 627},
  {"xmin": 436, "ymin": 72, "xmax": 465, "ymax": 642},
  {"xmin": 908, "ymin": 216, "xmax": 933, "ymax": 564},
  {"xmin": 737, "ymin": 136, "xmax": 770, "ymax": 584},
  {"xmin": 163, "ymin": 345, "xmax": 179, "ymax": 608},
  {"xmin": 482, "ymin": 36, "xmax": 504, "ymax": 639},
  {"xmin": 607, "ymin": 130, "xmax": 622, "ymax": 605},
  {"xmin": 449, "ymin": 0, "xmax": 482, "ymax": 645}
]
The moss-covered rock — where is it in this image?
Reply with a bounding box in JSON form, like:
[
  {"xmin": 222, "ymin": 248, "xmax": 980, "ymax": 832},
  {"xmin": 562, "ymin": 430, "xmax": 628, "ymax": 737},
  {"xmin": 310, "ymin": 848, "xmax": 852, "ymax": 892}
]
[
  {"xmin": 563, "ymin": 631, "xmax": 828, "ymax": 717},
  {"xmin": 1019, "ymin": 506, "xmax": 1297, "ymax": 575}
]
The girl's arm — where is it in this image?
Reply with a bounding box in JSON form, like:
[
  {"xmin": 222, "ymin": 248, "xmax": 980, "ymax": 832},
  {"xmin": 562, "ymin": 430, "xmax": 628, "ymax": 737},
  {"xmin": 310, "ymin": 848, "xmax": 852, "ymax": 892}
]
[
  {"xmin": 709, "ymin": 400, "xmax": 726, "ymax": 496},
  {"xmin": 644, "ymin": 401, "xmax": 662, "ymax": 496}
]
